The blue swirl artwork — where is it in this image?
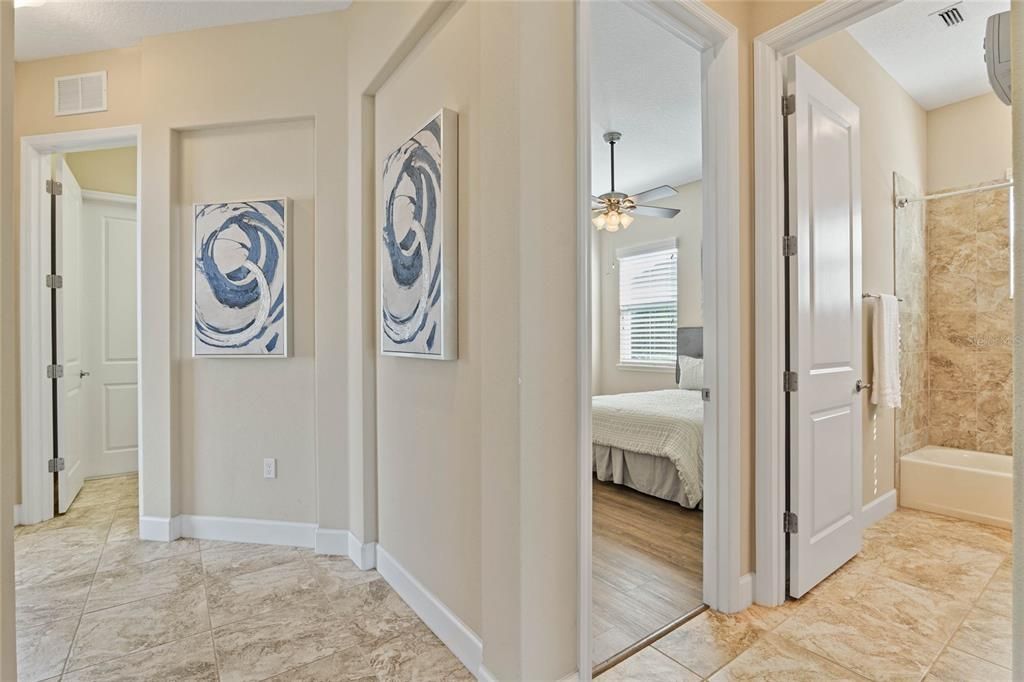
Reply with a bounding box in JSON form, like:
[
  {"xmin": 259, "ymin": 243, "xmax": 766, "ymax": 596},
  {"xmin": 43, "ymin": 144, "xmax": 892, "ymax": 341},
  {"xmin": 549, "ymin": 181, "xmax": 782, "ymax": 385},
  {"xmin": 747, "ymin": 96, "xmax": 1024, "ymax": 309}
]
[
  {"xmin": 193, "ymin": 200, "xmax": 288, "ymax": 357},
  {"xmin": 381, "ymin": 110, "xmax": 457, "ymax": 359}
]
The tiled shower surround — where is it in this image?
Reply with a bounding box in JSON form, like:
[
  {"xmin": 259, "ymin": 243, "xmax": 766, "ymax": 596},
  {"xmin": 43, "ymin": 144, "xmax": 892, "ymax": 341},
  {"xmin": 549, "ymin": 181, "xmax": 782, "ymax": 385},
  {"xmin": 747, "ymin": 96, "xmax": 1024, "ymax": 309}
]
[{"xmin": 896, "ymin": 175, "xmax": 1013, "ymax": 456}]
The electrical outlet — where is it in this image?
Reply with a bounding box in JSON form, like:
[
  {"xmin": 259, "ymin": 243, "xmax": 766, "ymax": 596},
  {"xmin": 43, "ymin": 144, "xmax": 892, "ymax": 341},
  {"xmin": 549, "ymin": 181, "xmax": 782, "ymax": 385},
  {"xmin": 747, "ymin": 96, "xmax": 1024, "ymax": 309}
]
[{"xmin": 263, "ymin": 458, "xmax": 277, "ymax": 479}]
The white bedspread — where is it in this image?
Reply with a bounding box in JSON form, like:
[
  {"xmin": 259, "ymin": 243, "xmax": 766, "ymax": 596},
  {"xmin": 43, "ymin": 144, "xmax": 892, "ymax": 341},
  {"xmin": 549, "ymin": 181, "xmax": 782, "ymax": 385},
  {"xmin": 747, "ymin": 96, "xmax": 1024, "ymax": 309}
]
[{"xmin": 592, "ymin": 389, "xmax": 704, "ymax": 505}]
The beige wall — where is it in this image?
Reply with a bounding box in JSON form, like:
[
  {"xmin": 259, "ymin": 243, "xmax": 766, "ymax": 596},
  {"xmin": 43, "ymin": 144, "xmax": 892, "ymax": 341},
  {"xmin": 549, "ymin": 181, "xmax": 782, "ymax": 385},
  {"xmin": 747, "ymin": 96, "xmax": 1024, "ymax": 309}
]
[
  {"xmin": 0, "ymin": 2, "xmax": 15, "ymax": 678},
  {"xmin": 374, "ymin": 0, "xmax": 483, "ymax": 634},
  {"xmin": 596, "ymin": 181, "xmax": 702, "ymax": 396},
  {"xmin": 177, "ymin": 120, "xmax": 317, "ymax": 522},
  {"xmin": 64, "ymin": 146, "xmax": 136, "ymax": 196},
  {"xmin": 928, "ymin": 93, "xmax": 1012, "ymax": 193},
  {"xmin": 798, "ymin": 30, "xmax": 928, "ymax": 506}
]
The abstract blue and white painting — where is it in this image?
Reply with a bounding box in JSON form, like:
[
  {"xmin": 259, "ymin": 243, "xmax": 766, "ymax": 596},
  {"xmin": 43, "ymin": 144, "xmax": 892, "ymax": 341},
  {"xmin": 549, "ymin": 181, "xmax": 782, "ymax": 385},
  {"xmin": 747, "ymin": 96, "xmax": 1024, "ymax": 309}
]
[
  {"xmin": 380, "ymin": 109, "xmax": 458, "ymax": 359},
  {"xmin": 193, "ymin": 199, "xmax": 289, "ymax": 357}
]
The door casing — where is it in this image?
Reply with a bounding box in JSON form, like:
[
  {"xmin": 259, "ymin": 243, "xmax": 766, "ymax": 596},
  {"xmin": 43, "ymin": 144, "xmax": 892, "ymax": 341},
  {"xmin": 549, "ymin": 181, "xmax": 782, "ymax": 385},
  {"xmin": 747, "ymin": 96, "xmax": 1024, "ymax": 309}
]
[{"xmin": 18, "ymin": 125, "xmax": 142, "ymax": 526}]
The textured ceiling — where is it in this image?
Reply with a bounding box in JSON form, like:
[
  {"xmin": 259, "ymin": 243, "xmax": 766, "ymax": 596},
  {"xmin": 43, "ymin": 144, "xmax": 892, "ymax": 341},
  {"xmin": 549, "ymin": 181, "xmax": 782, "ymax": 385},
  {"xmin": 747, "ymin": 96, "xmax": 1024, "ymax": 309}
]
[
  {"xmin": 590, "ymin": 2, "xmax": 701, "ymax": 197},
  {"xmin": 15, "ymin": 0, "xmax": 349, "ymax": 62},
  {"xmin": 847, "ymin": 0, "xmax": 1010, "ymax": 111}
]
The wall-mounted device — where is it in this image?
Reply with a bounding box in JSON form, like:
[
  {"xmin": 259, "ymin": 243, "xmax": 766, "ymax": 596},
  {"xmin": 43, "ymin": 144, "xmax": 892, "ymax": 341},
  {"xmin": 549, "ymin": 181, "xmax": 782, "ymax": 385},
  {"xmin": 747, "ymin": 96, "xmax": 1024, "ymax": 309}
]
[{"xmin": 985, "ymin": 11, "xmax": 1010, "ymax": 105}]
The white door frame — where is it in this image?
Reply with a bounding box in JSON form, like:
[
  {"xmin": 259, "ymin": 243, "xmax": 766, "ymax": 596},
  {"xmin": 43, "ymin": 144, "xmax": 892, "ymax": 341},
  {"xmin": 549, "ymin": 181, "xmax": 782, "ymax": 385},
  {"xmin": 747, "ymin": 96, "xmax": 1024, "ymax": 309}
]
[
  {"xmin": 752, "ymin": 1, "xmax": 901, "ymax": 607},
  {"xmin": 19, "ymin": 125, "xmax": 141, "ymax": 525},
  {"xmin": 576, "ymin": 0, "xmax": 739, "ymax": 676}
]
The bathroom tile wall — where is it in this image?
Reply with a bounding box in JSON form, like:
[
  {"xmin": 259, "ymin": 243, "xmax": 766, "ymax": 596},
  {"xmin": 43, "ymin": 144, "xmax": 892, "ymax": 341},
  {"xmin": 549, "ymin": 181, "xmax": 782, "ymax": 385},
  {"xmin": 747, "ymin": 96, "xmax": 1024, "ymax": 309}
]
[
  {"xmin": 926, "ymin": 182, "xmax": 1012, "ymax": 455},
  {"xmin": 895, "ymin": 174, "xmax": 929, "ymax": 458}
]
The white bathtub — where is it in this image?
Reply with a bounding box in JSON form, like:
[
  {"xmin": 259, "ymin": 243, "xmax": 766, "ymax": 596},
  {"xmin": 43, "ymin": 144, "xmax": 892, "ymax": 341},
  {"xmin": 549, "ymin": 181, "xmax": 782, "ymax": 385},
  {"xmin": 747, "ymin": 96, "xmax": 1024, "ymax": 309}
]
[{"xmin": 900, "ymin": 446, "xmax": 1013, "ymax": 529}]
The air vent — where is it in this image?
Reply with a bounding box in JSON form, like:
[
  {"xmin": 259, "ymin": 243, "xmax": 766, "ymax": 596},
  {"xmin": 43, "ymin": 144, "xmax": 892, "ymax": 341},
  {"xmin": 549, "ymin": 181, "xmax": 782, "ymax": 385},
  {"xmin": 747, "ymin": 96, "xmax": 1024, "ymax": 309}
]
[
  {"xmin": 932, "ymin": 2, "xmax": 964, "ymax": 27},
  {"xmin": 54, "ymin": 71, "xmax": 107, "ymax": 116}
]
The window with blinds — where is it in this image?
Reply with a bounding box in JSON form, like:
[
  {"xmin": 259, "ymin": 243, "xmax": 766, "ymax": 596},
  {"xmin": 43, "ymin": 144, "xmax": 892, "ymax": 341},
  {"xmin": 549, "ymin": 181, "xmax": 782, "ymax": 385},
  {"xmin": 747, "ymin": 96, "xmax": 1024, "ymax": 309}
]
[{"xmin": 617, "ymin": 240, "xmax": 678, "ymax": 368}]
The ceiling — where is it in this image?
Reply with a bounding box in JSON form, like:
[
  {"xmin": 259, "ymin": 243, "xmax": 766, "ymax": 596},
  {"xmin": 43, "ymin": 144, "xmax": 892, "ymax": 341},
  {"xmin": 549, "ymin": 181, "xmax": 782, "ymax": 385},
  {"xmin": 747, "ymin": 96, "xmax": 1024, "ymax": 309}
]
[
  {"xmin": 15, "ymin": 0, "xmax": 349, "ymax": 62},
  {"xmin": 847, "ymin": 0, "xmax": 1010, "ymax": 111},
  {"xmin": 590, "ymin": 2, "xmax": 702, "ymax": 197}
]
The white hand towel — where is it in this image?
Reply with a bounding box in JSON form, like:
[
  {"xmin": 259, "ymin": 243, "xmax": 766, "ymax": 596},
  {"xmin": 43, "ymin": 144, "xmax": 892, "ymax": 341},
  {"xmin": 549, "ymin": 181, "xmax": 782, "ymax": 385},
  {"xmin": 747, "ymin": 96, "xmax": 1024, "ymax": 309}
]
[{"xmin": 871, "ymin": 294, "xmax": 901, "ymax": 408}]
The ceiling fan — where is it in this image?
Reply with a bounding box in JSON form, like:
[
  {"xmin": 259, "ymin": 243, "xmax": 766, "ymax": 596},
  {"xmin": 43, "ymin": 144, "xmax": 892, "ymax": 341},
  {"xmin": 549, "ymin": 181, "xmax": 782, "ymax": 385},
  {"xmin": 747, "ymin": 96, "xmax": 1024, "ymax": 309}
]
[{"xmin": 592, "ymin": 131, "xmax": 680, "ymax": 232}]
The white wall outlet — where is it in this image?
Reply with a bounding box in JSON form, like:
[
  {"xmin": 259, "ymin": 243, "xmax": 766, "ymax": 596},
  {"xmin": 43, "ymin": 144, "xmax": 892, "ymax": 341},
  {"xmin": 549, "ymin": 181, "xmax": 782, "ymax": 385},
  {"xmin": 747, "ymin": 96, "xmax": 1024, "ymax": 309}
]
[{"xmin": 263, "ymin": 458, "xmax": 277, "ymax": 479}]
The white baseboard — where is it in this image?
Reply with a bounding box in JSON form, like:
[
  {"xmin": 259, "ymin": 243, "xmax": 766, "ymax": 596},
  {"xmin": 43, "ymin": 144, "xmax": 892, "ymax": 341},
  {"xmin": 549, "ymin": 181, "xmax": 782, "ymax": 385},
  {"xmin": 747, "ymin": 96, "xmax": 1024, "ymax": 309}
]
[
  {"xmin": 862, "ymin": 489, "xmax": 897, "ymax": 529},
  {"xmin": 477, "ymin": 665, "xmax": 498, "ymax": 682},
  {"xmin": 12, "ymin": 504, "xmax": 20, "ymax": 527},
  {"xmin": 737, "ymin": 572, "xmax": 754, "ymax": 610},
  {"xmin": 178, "ymin": 514, "xmax": 316, "ymax": 548},
  {"xmin": 377, "ymin": 546, "xmax": 483, "ymax": 679},
  {"xmin": 313, "ymin": 528, "xmax": 377, "ymax": 569}
]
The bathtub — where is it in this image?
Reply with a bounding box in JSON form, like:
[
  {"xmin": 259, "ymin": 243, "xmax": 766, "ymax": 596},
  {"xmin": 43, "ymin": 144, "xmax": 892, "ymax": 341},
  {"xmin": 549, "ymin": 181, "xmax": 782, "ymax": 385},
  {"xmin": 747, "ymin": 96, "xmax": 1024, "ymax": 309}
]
[{"xmin": 900, "ymin": 446, "xmax": 1013, "ymax": 529}]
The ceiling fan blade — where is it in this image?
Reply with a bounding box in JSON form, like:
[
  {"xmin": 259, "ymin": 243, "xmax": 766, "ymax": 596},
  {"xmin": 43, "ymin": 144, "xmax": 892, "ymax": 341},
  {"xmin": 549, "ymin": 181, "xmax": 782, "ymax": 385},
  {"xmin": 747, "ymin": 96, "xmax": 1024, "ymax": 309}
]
[
  {"xmin": 632, "ymin": 205, "xmax": 681, "ymax": 219},
  {"xmin": 628, "ymin": 185, "xmax": 677, "ymax": 204}
]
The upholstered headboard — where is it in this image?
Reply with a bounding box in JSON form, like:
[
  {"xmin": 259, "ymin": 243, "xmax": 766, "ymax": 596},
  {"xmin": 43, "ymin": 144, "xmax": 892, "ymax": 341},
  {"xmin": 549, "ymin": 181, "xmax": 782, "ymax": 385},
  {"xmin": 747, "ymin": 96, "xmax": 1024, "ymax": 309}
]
[{"xmin": 675, "ymin": 327, "xmax": 703, "ymax": 384}]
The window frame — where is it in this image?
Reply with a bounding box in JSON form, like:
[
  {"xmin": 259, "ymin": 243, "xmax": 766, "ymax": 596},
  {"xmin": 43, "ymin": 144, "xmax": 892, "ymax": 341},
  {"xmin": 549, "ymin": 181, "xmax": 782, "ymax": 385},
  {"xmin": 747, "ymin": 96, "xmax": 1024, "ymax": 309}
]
[{"xmin": 615, "ymin": 238, "xmax": 679, "ymax": 372}]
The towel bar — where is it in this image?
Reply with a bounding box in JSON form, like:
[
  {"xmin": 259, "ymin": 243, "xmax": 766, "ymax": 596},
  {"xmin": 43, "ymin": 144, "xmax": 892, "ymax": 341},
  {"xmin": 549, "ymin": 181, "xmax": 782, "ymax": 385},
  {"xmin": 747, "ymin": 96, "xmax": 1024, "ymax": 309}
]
[{"xmin": 862, "ymin": 293, "xmax": 904, "ymax": 302}]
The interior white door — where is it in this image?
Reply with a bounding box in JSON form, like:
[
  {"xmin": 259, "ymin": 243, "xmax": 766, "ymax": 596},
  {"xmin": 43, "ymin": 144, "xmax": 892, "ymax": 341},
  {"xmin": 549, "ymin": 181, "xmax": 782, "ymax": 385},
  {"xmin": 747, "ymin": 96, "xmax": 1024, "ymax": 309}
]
[
  {"xmin": 81, "ymin": 195, "xmax": 139, "ymax": 478},
  {"xmin": 57, "ymin": 158, "xmax": 85, "ymax": 512},
  {"xmin": 785, "ymin": 56, "xmax": 863, "ymax": 598}
]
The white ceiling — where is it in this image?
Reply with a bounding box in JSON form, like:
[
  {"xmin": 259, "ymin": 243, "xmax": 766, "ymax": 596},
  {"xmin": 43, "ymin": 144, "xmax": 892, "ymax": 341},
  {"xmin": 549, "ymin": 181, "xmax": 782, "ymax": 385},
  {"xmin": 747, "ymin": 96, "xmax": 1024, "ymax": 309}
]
[
  {"xmin": 15, "ymin": 0, "xmax": 349, "ymax": 62},
  {"xmin": 847, "ymin": 0, "xmax": 1010, "ymax": 111},
  {"xmin": 590, "ymin": 2, "xmax": 701, "ymax": 197}
]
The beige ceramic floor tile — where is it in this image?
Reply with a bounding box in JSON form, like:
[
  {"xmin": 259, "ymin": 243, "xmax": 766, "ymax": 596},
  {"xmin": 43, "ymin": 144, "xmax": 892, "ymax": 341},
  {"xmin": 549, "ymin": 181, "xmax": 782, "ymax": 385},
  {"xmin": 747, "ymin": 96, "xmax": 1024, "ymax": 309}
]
[
  {"xmin": 305, "ymin": 554, "xmax": 380, "ymax": 596},
  {"xmin": 599, "ymin": 647, "xmax": 701, "ymax": 681},
  {"xmin": 329, "ymin": 577, "xmax": 421, "ymax": 644},
  {"xmin": 85, "ymin": 553, "xmax": 204, "ymax": 612},
  {"xmin": 364, "ymin": 620, "xmax": 471, "ymax": 680},
  {"xmin": 267, "ymin": 647, "xmax": 378, "ymax": 681},
  {"xmin": 16, "ymin": 615, "xmax": 78, "ymax": 682},
  {"xmin": 97, "ymin": 537, "xmax": 200, "ymax": 571},
  {"xmin": 205, "ymin": 558, "xmax": 320, "ymax": 628},
  {"xmin": 66, "ymin": 585, "xmax": 210, "ymax": 673},
  {"xmin": 947, "ymin": 606, "xmax": 1012, "ymax": 669},
  {"xmin": 106, "ymin": 514, "xmax": 140, "ymax": 543},
  {"xmin": 975, "ymin": 562, "xmax": 1012, "ymax": 619},
  {"xmin": 773, "ymin": 599, "xmax": 943, "ymax": 681},
  {"xmin": 708, "ymin": 632, "xmax": 864, "ymax": 681},
  {"xmin": 213, "ymin": 600, "xmax": 363, "ymax": 682},
  {"xmin": 201, "ymin": 543, "xmax": 308, "ymax": 579},
  {"xmin": 851, "ymin": 575, "xmax": 972, "ymax": 641},
  {"xmin": 925, "ymin": 646, "xmax": 1013, "ymax": 682},
  {"xmin": 15, "ymin": 570, "xmax": 93, "ymax": 630},
  {"xmin": 652, "ymin": 610, "xmax": 764, "ymax": 678},
  {"xmin": 61, "ymin": 632, "xmax": 218, "ymax": 682}
]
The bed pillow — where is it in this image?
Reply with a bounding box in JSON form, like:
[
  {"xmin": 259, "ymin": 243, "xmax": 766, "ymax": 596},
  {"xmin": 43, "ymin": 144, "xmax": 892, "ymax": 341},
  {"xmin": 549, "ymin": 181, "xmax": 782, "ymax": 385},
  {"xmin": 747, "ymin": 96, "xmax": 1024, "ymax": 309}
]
[{"xmin": 678, "ymin": 355, "xmax": 704, "ymax": 391}]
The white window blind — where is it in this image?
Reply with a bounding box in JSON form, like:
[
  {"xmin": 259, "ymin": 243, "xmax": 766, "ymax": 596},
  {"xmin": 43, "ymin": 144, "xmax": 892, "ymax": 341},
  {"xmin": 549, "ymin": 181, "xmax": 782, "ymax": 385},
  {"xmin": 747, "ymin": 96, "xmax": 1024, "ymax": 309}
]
[{"xmin": 618, "ymin": 240, "xmax": 678, "ymax": 367}]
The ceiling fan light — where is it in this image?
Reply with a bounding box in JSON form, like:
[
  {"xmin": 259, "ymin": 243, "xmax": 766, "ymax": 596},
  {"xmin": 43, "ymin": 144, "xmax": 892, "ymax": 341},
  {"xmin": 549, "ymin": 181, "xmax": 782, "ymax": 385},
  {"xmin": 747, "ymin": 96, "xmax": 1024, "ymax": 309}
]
[
  {"xmin": 620, "ymin": 213, "xmax": 634, "ymax": 229},
  {"xmin": 592, "ymin": 213, "xmax": 606, "ymax": 229},
  {"xmin": 605, "ymin": 222, "xmax": 619, "ymax": 233},
  {"xmin": 606, "ymin": 211, "xmax": 621, "ymax": 228}
]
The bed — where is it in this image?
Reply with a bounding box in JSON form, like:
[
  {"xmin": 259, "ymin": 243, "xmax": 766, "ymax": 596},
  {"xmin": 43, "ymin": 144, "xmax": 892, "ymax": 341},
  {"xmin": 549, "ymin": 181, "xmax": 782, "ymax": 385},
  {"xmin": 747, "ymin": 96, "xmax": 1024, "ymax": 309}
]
[{"xmin": 592, "ymin": 327, "xmax": 704, "ymax": 508}]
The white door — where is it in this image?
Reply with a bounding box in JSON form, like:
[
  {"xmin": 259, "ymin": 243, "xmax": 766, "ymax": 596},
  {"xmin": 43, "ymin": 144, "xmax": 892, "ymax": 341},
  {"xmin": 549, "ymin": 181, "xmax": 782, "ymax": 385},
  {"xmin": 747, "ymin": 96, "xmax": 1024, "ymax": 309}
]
[
  {"xmin": 785, "ymin": 57, "xmax": 863, "ymax": 598},
  {"xmin": 81, "ymin": 195, "xmax": 139, "ymax": 478},
  {"xmin": 57, "ymin": 158, "xmax": 85, "ymax": 512}
]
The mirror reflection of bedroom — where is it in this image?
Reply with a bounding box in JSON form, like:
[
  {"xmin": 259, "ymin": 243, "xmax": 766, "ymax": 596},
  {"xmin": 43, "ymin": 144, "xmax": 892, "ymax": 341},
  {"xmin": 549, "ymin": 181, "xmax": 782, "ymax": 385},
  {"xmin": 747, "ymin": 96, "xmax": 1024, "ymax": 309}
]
[{"xmin": 590, "ymin": 2, "xmax": 707, "ymax": 672}]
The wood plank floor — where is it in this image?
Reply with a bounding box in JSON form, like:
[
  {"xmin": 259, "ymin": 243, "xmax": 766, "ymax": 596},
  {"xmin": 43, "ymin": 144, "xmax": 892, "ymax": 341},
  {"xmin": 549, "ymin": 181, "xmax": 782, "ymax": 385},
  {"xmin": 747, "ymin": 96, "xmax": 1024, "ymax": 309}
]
[{"xmin": 592, "ymin": 478, "xmax": 704, "ymax": 667}]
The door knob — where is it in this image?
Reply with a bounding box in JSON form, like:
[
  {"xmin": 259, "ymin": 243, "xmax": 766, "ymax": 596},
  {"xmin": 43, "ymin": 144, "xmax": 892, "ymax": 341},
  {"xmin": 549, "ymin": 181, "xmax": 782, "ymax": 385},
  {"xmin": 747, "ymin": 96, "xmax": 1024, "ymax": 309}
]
[
  {"xmin": 855, "ymin": 379, "xmax": 870, "ymax": 393},
  {"xmin": 79, "ymin": 370, "xmax": 91, "ymax": 379}
]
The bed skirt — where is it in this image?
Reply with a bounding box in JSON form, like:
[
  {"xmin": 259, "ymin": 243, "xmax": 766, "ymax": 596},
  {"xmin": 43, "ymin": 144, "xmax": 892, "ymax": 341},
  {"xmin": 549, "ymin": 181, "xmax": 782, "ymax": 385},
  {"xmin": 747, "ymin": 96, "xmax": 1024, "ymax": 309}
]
[{"xmin": 593, "ymin": 444, "xmax": 701, "ymax": 509}]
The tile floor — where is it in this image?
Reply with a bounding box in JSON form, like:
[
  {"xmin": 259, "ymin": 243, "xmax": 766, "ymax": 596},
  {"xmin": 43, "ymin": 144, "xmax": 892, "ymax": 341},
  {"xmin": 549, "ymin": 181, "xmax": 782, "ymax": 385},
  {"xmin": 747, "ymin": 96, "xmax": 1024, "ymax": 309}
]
[
  {"xmin": 600, "ymin": 507, "xmax": 1013, "ymax": 681},
  {"xmin": 14, "ymin": 475, "xmax": 471, "ymax": 682}
]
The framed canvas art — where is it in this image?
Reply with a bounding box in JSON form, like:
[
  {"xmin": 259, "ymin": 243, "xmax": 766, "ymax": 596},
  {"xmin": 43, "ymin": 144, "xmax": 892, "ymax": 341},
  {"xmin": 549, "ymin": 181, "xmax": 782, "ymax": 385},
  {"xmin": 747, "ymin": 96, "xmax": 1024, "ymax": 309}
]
[
  {"xmin": 193, "ymin": 199, "xmax": 290, "ymax": 357},
  {"xmin": 380, "ymin": 108, "xmax": 458, "ymax": 360}
]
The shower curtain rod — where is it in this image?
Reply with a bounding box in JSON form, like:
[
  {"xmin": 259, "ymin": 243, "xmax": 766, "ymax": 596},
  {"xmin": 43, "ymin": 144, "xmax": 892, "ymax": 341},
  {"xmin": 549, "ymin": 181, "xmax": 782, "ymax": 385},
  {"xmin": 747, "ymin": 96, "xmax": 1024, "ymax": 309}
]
[{"xmin": 895, "ymin": 179, "xmax": 1013, "ymax": 208}]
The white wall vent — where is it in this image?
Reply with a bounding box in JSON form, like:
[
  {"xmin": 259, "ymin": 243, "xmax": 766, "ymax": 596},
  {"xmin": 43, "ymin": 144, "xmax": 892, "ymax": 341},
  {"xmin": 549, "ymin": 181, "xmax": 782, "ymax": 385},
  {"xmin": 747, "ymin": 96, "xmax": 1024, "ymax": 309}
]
[
  {"xmin": 931, "ymin": 2, "xmax": 965, "ymax": 27},
  {"xmin": 54, "ymin": 71, "xmax": 107, "ymax": 116}
]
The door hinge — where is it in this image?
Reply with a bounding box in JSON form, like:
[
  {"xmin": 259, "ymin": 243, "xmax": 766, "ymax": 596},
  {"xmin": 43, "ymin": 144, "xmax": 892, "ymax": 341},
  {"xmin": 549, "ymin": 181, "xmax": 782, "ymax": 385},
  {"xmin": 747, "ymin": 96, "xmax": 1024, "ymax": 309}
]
[
  {"xmin": 783, "ymin": 511, "xmax": 798, "ymax": 533},
  {"xmin": 782, "ymin": 94, "xmax": 796, "ymax": 116},
  {"xmin": 46, "ymin": 364, "xmax": 63, "ymax": 379},
  {"xmin": 47, "ymin": 457, "xmax": 65, "ymax": 473},
  {"xmin": 45, "ymin": 274, "xmax": 63, "ymax": 289},
  {"xmin": 701, "ymin": 388, "xmax": 711, "ymax": 402},
  {"xmin": 45, "ymin": 179, "xmax": 63, "ymax": 196},
  {"xmin": 782, "ymin": 234, "xmax": 797, "ymax": 257},
  {"xmin": 783, "ymin": 371, "xmax": 798, "ymax": 392}
]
